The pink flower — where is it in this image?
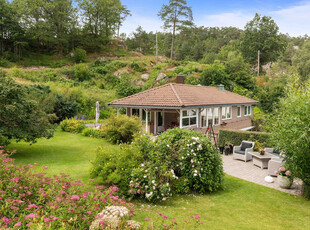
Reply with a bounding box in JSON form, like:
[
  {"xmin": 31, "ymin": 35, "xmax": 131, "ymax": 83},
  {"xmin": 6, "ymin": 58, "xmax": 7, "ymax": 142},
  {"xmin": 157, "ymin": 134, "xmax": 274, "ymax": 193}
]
[
  {"xmin": 163, "ymin": 215, "xmax": 168, "ymax": 219},
  {"xmin": 43, "ymin": 165, "xmax": 48, "ymax": 169},
  {"xmin": 26, "ymin": 222, "xmax": 32, "ymax": 227},
  {"xmin": 0, "ymin": 146, "xmax": 4, "ymax": 149},
  {"xmin": 195, "ymin": 215, "xmax": 200, "ymax": 219},
  {"xmin": 89, "ymin": 179, "xmax": 94, "ymax": 181},
  {"xmin": 28, "ymin": 204, "xmax": 38, "ymax": 209},
  {"xmin": 275, "ymin": 171, "xmax": 278, "ymax": 175},
  {"xmin": 128, "ymin": 203, "xmax": 134, "ymax": 206},
  {"xmin": 25, "ymin": 213, "xmax": 37, "ymax": 219},
  {"xmin": 285, "ymin": 171, "xmax": 291, "ymax": 176},
  {"xmin": 87, "ymin": 211, "xmax": 92, "ymax": 215},
  {"xmin": 157, "ymin": 212, "xmax": 162, "ymax": 216},
  {"xmin": 163, "ymin": 224, "xmax": 168, "ymax": 228},
  {"xmin": 60, "ymin": 190, "xmax": 66, "ymax": 195},
  {"xmin": 145, "ymin": 217, "xmax": 150, "ymax": 221},
  {"xmin": 44, "ymin": 217, "xmax": 52, "ymax": 223},
  {"xmin": 279, "ymin": 167, "xmax": 285, "ymax": 172},
  {"xmin": 71, "ymin": 195, "xmax": 80, "ymax": 201},
  {"xmin": 14, "ymin": 222, "xmax": 22, "ymax": 227}
]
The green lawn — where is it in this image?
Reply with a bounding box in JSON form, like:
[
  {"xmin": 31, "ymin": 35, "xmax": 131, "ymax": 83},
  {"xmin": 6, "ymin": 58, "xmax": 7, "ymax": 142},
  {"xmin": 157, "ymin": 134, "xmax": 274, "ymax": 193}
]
[{"xmin": 8, "ymin": 129, "xmax": 310, "ymax": 230}]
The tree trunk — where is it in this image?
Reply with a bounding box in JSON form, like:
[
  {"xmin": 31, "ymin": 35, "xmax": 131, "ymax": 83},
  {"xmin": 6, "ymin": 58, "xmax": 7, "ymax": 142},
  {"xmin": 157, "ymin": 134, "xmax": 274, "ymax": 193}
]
[{"xmin": 170, "ymin": 9, "xmax": 177, "ymax": 60}]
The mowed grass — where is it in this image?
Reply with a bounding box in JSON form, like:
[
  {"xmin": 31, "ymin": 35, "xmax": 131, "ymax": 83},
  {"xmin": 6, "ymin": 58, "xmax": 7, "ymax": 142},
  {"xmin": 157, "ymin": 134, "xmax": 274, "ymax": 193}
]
[
  {"xmin": 8, "ymin": 129, "xmax": 310, "ymax": 229},
  {"xmin": 9, "ymin": 127, "xmax": 118, "ymax": 183}
]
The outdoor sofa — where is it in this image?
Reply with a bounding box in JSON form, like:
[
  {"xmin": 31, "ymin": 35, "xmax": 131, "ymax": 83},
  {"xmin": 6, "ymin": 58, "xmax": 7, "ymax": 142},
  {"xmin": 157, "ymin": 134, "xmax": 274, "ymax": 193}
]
[{"xmin": 233, "ymin": 141, "xmax": 255, "ymax": 162}]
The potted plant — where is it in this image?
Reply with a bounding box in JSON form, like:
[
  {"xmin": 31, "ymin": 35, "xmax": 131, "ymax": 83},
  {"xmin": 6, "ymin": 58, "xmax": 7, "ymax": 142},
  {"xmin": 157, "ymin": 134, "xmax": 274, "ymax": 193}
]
[
  {"xmin": 275, "ymin": 167, "xmax": 293, "ymax": 189},
  {"xmin": 259, "ymin": 148, "xmax": 265, "ymax": 155}
]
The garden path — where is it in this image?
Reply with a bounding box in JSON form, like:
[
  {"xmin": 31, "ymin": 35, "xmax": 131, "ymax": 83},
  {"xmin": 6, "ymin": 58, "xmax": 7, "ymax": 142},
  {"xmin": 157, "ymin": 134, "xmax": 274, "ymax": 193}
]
[{"xmin": 222, "ymin": 154, "xmax": 302, "ymax": 196}]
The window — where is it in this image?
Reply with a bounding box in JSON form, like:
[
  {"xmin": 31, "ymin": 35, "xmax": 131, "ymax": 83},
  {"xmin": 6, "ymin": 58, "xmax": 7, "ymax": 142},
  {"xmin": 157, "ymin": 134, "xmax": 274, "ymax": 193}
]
[
  {"xmin": 214, "ymin": 108, "xmax": 220, "ymax": 125},
  {"xmin": 237, "ymin": 106, "xmax": 241, "ymax": 117},
  {"xmin": 221, "ymin": 106, "xmax": 232, "ymax": 120},
  {"xmin": 131, "ymin": 108, "xmax": 140, "ymax": 117},
  {"xmin": 201, "ymin": 107, "xmax": 220, "ymax": 127},
  {"xmin": 182, "ymin": 110, "xmax": 197, "ymax": 127},
  {"xmin": 244, "ymin": 105, "xmax": 251, "ymax": 116}
]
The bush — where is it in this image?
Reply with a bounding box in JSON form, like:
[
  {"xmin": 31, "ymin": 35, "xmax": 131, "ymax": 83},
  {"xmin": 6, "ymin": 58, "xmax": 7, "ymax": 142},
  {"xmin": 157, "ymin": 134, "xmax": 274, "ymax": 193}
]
[
  {"xmin": 74, "ymin": 64, "xmax": 92, "ymax": 81},
  {"xmin": 218, "ymin": 129, "xmax": 271, "ymax": 147},
  {"xmin": 82, "ymin": 127, "xmax": 105, "ymax": 138},
  {"xmin": 101, "ymin": 115, "xmax": 141, "ymax": 144},
  {"xmin": 59, "ymin": 118, "xmax": 86, "ymax": 133},
  {"xmin": 72, "ymin": 48, "xmax": 87, "ymax": 63},
  {"xmin": 0, "ymin": 152, "xmax": 137, "ymax": 229},
  {"xmin": 53, "ymin": 94, "xmax": 78, "ymax": 123},
  {"xmin": 0, "ymin": 58, "xmax": 11, "ymax": 67},
  {"xmin": 116, "ymin": 77, "xmax": 141, "ymax": 97},
  {"xmin": 130, "ymin": 129, "xmax": 224, "ymax": 202},
  {"xmin": 92, "ymin": 129, "xmax": 224, "ymax": 202}
]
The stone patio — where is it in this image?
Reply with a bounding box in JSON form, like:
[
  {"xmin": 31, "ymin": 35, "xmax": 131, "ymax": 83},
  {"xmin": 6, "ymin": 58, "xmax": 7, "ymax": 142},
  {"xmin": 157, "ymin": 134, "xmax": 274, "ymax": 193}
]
[{"xmin": 222, "ymin": 154, "xmax": 302, "ymax": 196}]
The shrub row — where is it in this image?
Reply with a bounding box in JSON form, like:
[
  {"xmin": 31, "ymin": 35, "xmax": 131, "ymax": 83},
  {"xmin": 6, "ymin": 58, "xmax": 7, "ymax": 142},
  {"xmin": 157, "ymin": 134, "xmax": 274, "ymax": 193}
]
[
  {"xmin": 60, "ymin": 115, "xmax": 141, "ymax": 144},
  {"xmin": 91, "ymin": 128, "xmax": 224, "ymax": 202},
  {"xmin": 218, "ymin": 129, "xmax": 272, "ymax": 147}
]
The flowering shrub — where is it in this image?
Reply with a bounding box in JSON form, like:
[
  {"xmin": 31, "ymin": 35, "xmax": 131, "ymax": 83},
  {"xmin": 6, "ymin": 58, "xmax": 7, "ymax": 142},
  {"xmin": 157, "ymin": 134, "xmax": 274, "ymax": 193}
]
[
  {"xmin": 82, "ymin": 127, "xmax": 105, "ymax": 138},
  {"xmin": 129, "ymin": 128, "xmax": 224, "ymax": 202},
  {"xmin": 275, "ymin": 166, "xmax": 292, "ymax": 178},
  {"xmin": 92, "ymin": 128, "xmax": 224, "ymax": 202},
  {"xmin": 0, "ymin": 152, "xmax": 136, "ymax": 229}
]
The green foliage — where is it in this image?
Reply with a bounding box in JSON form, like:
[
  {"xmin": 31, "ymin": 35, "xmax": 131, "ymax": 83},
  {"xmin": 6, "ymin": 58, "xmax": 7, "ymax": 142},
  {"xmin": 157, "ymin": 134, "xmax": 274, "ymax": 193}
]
[
  {"xmin": 82, "ymin": 127, "xmax": 104, "ymax": 138},
  {"xmin": 74, "ymin": 64, "xmax": 92, "ymax": 81},
  {"xmin": 0, "ymin": 72, "xmax": 54, "ymax": 145},
  {"xmin": 72, "ymin": 48, "xmax": 87, "ymax": 63},
  {"xmin": 59, "ymin": 118, "xmax": 86, "ymax": 133},
  {"xmin": 101, "ymin": 115, "xmax": 141, "ymax": 144},
  {"xmin": 292, "ymin": 40, "xmax": 310, "ymax": 81},
  {"xmin": 116, "ymin": 76, "xmax": 141, "ymax": 97},
  {"xmin": 218, "ymin": 129, "xmax": 271, "ymax": 147},
  {"xmin": 0, "ymin": 58, "xmax": 12, "ymax": 67},
  {"xmin": 54, "ymin": 94, "xmax": 78, "ymax": 122},
  {"xmin": 267, "ymin": 76, "xmax": 310, "ymax": 199},
  {"xmin": 129, "ymin": 61, "xmax": 147, "ymax": 72},
  {"xmin": 240, "ymin": 13, "xmax": 286, "ymax": 66},
  {"xmin": 200, "ymin": 62, "xmax": 230, "ymax": 87},
  {"xmin": 90, "ymin": 142, "xmax": 144, "ymax": 194}
]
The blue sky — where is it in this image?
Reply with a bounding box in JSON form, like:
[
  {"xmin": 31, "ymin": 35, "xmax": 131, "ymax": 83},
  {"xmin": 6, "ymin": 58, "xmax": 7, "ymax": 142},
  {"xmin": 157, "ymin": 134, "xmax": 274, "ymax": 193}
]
[{"xmin": 120, "ymin": 0, "xmax": 310, "ymax": 36}]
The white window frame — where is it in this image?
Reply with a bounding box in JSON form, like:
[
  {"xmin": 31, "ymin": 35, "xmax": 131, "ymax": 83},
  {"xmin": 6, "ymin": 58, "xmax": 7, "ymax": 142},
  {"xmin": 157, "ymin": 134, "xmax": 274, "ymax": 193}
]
[
  {"xmin": 181, "ymin": 109, "xmax": 198, "ymax": 128},
  {"xmin": 221, "ymin": 106, "xmax": 232, "ymax": 120},
  {"xmin": 237, "ymin": 106, "xmax": 241, "ymax": 118},
  {"xmin": 201, "ymin": 107, "xmax": 220, "ymax": 127},
  {"xmin": 244, "ymin": 105, "xmax": 251, "ymax": 116}
]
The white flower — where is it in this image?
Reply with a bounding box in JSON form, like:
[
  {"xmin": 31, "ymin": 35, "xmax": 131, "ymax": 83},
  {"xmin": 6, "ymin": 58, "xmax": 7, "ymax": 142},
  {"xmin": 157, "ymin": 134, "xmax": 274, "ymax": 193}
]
[
  {"xmin": 167, "ymin": 144, "xmax": 170, "ymax": 147},
  {"xmin": 141, "ymin": 164, "xmax": 144, "ymax": 167},
  {"xmin": 143, "ymin": 176, "xmax": 147, "ymax": 178},
  {"xmin": 192, "ymin": 137, "xmax": 199, "ymax": 141},
  {"xmin": 192, "ymin": 165, "xmax": 194, "ymax": 168},
  {"xmin": 187, "ymin": 153, "xmax": 190, "ymax": 156},
  {"xmin": 153, "ymin": 186, "xmax": 156, "ymax": 190},
  {"xmin": 194, "ymin": 170, "xmax": 198, "ymax": 173},
  {"xmin": 197, "ymin": 144, "xmax": 202, "ymax": 150},
  {"xmin": 194, "ymin": 173, "xmax": 197, "ymax": 176},
  {"xmin": 171, "ymin": 169, "xmax": 175, "ymax": 174},
  {"xmin": 152, "ymin": 180, "xmax": 155, "ymax": 184},
  {"xmin": 145, "ymin": 185, "xmax": 148, "ymax": 188},
  {"xmin": 193, "ymin": 153, "xmax": 196, "ymax": 156},
  {"xmin": 181, "ymin": 156, "xmax": 184, "ymax": 159},
  {"xmin": 145, "ymin": 192, "xmax": 153, "ymax": 198}
]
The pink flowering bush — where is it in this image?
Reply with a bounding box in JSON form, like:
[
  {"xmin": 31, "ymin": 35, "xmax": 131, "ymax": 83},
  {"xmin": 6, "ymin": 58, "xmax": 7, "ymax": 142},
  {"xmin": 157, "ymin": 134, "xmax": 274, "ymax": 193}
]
[{"xmin": 0, "ymin": 152, "xmax": 135, "ymax": 229}]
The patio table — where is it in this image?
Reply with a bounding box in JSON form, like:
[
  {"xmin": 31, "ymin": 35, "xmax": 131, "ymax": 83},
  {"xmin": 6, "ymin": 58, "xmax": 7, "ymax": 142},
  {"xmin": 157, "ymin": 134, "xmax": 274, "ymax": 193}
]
[{"xmin": 250, "ymin": 152, "xmax": 274, "ymax": 169}]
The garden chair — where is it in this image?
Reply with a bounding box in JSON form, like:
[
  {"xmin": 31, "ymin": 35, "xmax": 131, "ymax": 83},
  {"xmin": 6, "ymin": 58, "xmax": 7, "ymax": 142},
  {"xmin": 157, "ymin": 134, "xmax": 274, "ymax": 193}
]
[
  {"xmin": 265, "ymin": 148, "xmax": 285, "ymax": 176},
  {"xmin": 233, "ymin": 141, "xmax": 255, "ymax": 162}
]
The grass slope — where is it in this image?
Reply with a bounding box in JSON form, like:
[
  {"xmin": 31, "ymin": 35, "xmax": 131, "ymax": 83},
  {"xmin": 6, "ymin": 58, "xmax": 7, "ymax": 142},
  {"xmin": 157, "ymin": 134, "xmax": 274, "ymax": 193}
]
[{"xmin": 8, "ymin": 129, "xmax": 310, "ymax": 229}]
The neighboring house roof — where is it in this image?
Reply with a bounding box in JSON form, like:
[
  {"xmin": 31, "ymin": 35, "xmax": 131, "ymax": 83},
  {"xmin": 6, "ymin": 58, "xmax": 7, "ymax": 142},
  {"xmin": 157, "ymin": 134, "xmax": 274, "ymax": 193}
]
[{"xmin": 108, "ymin": 83, "xmax": 258, "ymax": 109}]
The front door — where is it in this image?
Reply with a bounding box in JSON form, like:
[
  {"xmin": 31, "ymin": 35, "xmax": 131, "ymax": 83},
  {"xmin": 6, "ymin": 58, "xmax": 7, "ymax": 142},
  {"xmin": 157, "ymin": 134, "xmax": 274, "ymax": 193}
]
[{"xmin": 157, "ymin": 112, "xmax": 164, "ymax": 133}]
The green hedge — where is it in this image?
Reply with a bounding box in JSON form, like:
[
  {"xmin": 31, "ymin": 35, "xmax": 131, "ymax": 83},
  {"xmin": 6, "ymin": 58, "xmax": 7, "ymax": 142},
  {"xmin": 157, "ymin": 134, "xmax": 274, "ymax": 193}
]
[{"xmin": 218, "ymin": 129, "xmax": 271, "ymax": 147}]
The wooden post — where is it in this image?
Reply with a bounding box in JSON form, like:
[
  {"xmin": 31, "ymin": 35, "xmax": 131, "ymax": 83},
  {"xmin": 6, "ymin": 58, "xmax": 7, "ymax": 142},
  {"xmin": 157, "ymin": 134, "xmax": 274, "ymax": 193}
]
[
  {"xmin": 196, "ymin": 109, "xmax": 199, "ymax": 128},
  {"xmin": 257, "ymin": 50, "xmax": 260, "ymax": 77},
  {"xmin": 154, "ymin": 112, "xmax": 157, "ymax": 135},
  {"xmin": 117, "ymin": 108, "xmax": 120, "ymax": 116}
]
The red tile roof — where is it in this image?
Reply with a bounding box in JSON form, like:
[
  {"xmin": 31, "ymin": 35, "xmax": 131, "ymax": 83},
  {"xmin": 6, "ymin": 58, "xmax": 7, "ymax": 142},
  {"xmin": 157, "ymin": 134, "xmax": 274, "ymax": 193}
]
[{"xmin": 108, "ymin": 83, "xmax": 258, "ymax": 108}]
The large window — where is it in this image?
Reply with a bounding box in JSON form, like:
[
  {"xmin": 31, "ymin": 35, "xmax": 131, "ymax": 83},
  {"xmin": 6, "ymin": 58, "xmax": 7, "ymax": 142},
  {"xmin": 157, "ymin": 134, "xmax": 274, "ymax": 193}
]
[
  {"xmin": 237, "ymin": 106, "xmax": 241, "ymax": 117},
  {"xmin": 182, "ymin": 110, "xmax": 197, "ymax": 127},
  {"xmin": 201, "ymin": 107, "xmax": 220, "ymax": 127},
  {"xmin": 244, "ymin": 105, "xmax": 251, "ymax": 116},
  {"xmin": 221, "ymin": 106, "xmax": 232, "ymax": 120}
]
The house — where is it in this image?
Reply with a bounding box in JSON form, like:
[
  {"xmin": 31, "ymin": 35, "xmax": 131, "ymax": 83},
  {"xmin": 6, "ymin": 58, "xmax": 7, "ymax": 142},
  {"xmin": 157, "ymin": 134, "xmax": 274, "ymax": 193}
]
[{"xmin": 108, "ymin": 75, "xmax": 258, "ymax": 135}]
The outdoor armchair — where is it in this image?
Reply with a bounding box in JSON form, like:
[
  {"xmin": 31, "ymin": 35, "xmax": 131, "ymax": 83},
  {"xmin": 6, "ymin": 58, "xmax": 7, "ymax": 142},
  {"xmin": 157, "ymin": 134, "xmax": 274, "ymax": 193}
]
[{"xmin": 233, "ymin": 141, "xmax": 255, "ymax": 162}]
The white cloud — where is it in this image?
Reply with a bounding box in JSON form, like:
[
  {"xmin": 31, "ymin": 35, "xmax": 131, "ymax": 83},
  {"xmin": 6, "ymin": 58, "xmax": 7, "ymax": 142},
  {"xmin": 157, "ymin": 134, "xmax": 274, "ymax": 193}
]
[
  {"xmin": 196, "ymin": 11, "xmax": 252, "ymax": 29},
  {"xmin": 270, "ymin": 1, "xmax": 310, "ymax": 36},
  {"xmin": 119, "ymin": 14, "xmax": 163, "ymax": 36}
]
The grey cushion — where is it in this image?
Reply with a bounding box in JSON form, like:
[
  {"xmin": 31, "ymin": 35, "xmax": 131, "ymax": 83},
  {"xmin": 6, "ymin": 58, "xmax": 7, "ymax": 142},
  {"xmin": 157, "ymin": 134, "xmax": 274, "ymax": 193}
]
[
  {"xmin": 235, "ymin": 150, "xmax": 245, "ymax": 155},
  {"xmin": 241, "ymin": 142, "xmax": 252, "ymax": 151}
]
